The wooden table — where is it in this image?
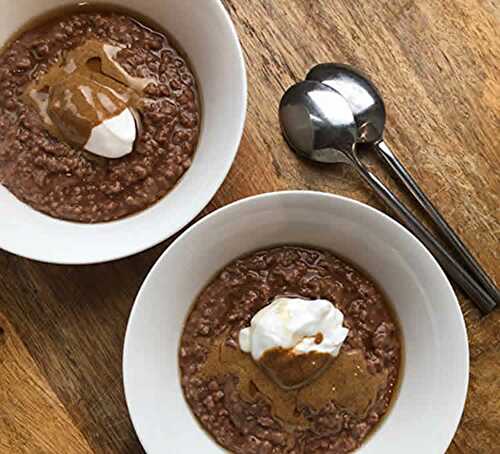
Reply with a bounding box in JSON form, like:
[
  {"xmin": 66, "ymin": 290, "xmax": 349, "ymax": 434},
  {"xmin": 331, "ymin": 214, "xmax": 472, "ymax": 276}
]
[{"xmin": 1, "ymin": 0, "xmax": 498, "ymax": 452}]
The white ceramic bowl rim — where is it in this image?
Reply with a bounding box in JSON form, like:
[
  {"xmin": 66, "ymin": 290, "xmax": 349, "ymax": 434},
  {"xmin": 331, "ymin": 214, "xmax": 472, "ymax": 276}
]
[
  {"xmin": 0, "ymin": 0, "xmax": 247, "ymax": 264},
  {"xmin": 123, "ymin": 190, "xmax": 469, "ymax": 454}
]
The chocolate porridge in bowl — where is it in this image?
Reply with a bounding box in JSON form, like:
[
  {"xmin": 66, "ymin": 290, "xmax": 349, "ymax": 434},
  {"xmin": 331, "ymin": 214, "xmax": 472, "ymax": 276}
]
[
  {"xmin": 179, "ymin": 246, "xmax": 402, "ymax": 454},
  {"xmin": 0, "ymin": 5, "xmax": 200, "ymax": 222}
]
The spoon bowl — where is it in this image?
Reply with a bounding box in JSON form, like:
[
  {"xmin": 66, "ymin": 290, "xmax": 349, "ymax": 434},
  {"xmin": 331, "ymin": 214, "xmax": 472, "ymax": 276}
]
[
  {"xmin": 279, "ymin": 80, "xmax": 357, "ymax": 164},
  {"xmin": 307, "ymin": 63, "xmax": 385, "ymax": 143}
]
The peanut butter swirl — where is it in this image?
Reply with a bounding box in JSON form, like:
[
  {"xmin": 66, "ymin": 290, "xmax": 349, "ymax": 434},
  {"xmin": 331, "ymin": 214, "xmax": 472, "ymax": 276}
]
[
  {"xmin": 23, "ymin": 40, "xmax": 152, "ymax": 148},
  {"xmin": 199, "ymin": 336, "xmax": 389, "ymax": 429}
]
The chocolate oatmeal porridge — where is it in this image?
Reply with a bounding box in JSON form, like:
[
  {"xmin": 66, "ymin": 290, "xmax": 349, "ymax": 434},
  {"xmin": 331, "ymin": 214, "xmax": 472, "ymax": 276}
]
[
  {"xmin": 0, "ymin": 6, "xmax": 200, "ymax": 222},
  {"xmin": 179, "ymin": 246, "xmax": 402, "ymax": 454}
]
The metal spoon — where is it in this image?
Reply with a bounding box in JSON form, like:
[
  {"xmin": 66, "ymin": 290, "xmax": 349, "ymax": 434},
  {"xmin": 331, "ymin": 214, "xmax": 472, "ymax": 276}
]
[
  {"xmin": 279, "ymin": 80, "xmax": 496, "ymax": 313},
  {"xmin": 307, "ymin": 63, "xmax": 500, "ymax": 305}
]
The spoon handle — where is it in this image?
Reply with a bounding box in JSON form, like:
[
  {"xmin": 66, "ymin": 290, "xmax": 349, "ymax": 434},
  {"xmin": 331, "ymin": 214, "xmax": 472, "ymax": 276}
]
[
  {"xmin": 375, "ymin": 140, "xmax": 500, "ymax": 305},
  {"xmin": 351, "ymin": 155, "xmax": 497, "ymax": 313}
]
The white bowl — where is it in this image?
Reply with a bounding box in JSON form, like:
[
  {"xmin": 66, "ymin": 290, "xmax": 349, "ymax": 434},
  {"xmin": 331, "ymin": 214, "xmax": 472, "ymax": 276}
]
[
  {"xmin": 123, "ymin": 191, "xmax": 469, "ymax": 454},
  {"xmin": 0, "ymin": 0, "xmax": 246, "ymax": 264}
]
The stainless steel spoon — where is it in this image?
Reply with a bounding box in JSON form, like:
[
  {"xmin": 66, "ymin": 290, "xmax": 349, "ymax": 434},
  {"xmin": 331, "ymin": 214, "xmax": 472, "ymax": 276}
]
[
  {"xmin": 307, "ymin": 63, "xmax": 500, "ymax": 305},
  {"xmin": 279, "ymin": 80, "xmax": 496, "ymax": 313}
]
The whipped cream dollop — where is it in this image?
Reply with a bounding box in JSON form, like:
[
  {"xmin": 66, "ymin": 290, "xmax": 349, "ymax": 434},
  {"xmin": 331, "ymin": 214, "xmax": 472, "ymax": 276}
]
[
  {"xmin": 239, "ymin": 297, "xmax": 349, "ymax": 361},
  {"xmin": 85, "ymin": 108, "xmax": 137, "ymax": 159}
]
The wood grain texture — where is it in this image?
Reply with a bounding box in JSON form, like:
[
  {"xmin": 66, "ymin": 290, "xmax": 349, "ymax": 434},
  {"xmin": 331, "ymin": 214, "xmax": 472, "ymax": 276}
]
[
  {"xmin": 0, "ymin": 0, "xmax": 498, "ymax": 452},
  {"xmin": 0, "ymin": 314, "xmax": 93, "ymax": 453}
]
